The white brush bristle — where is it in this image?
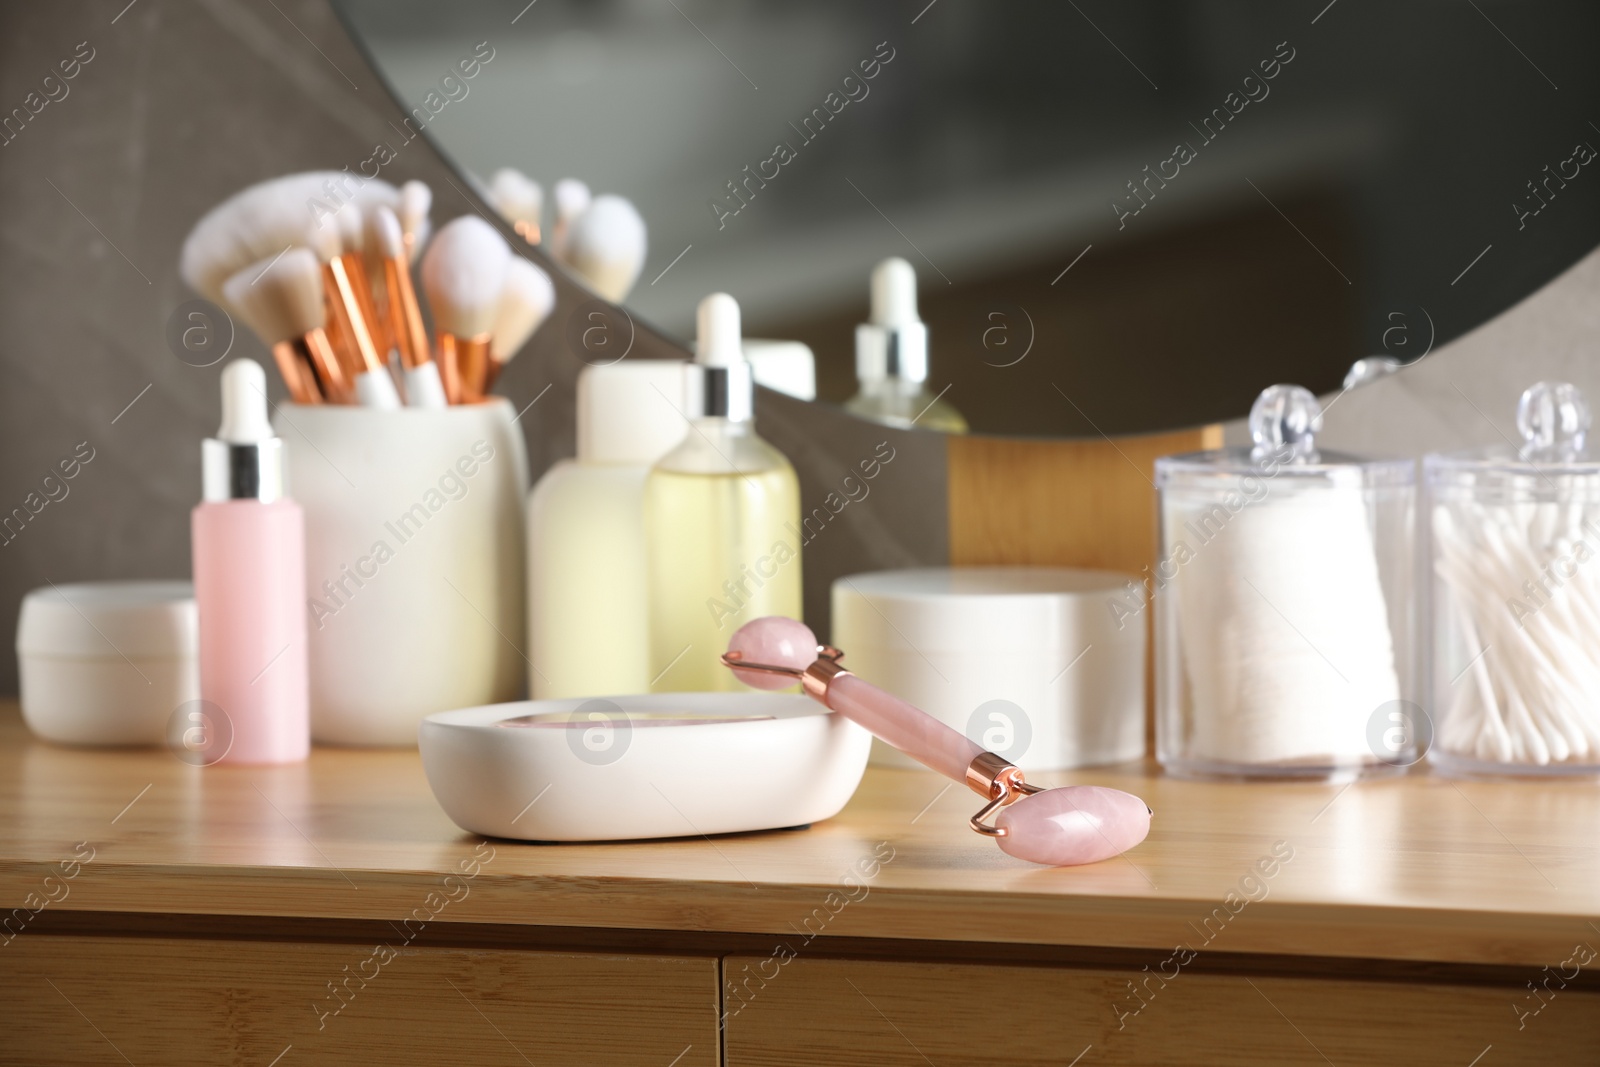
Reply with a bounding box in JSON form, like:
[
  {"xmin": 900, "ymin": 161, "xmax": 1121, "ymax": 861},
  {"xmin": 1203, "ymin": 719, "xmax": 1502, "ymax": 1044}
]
[
  {"xmin": 400, "ymin": 180, "xmax": 432, "ymax": 261},
  {"xmin": 553, "ymin": 178, "xmax": 591, "ymax": 221},
  {"xmin": 491, "ymin": 257, "xmax": 556, "ymax": 361},
  {"xmin": 334, "ymin": 202, "xmax": 363, "ymax": 256},
  {"xmin": 181, "ymin": 171, "xmax": 398, "ymax": 300},
  {"xmin": 490, "ymin": 168, "xmax": 541, "ymax": 227},
  {"xmin": 221, "ymin": 247, "xmax": 325, "ymax": 345},
  {"xmin": 549, "ymin": 178, "xmax": 591, "ymax": 260},
  {"xmin": 372, "ymin": 205, "xmax": 406, "ymax": 262},
  {"xmin": 565, "ymin": 194, "xmax": 647, "ymax": 302},
  {"xmin": 420, "ymin": 214, "xmax": 512, "ymax": 338}
]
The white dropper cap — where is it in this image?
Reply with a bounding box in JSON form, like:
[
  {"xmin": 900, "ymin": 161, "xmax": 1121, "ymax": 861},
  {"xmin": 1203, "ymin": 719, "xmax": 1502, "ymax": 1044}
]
[
  {"xmin": 870, "ymin": 257, "xmax": 919, "ymax": 327},
  {"xmin": 204, "ymin": 359, "xmax": 285, "ymax": 502},
  {"xmin": 219, "ymin": 359, "xmax": 274, "ymax": 443},
  {"xmin": 696, "ymin": 292, "xmax": 743, "ymax": 368},
  {"xmin": 685, "ymin": 292, "xmax": 753, "ymax": 421},
  {"xmin": 856, "ymin": 257, "xmax": 929, "ymax": 383}
]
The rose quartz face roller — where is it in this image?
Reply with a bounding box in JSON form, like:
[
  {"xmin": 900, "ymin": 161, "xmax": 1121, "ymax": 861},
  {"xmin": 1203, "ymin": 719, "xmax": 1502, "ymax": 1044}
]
[{"xmin": 724, "ymin": 616, "xmax": 1151, "ymax": 866}]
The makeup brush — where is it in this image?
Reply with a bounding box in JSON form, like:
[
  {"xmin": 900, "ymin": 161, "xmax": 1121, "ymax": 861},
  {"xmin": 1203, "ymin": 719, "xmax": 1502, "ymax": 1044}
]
[
  {"xmin": 221, "ymin": 248, "xmax": 347, "ymax": 405},
  {"xmin": 335, "ymin": 204, "xmax": 393, "ymax": 366},
  {"xmin": 420, "ymin": 214, "xmax": 512, "ymax": 404},
  {"xmin": 400, "ymin": 180, "xmax": 433, "ymax": 264},
  {"xmin": 317, "ymin": 203, "xmax": 401, "ymax": 409},
  {"xmin": 373, "ymin": 206, "xmax": 447, "ymax": 409},
  {"xmin": 485, "ymin": 256, "xmax": 556, "ymax": 393},
  {"xmin": 549, "ymin": 178, "xmax": 591, "ymax": 262},
  {"xmin": 563, "ymin": 194, "xmax": 647, "ymax": 303},
  {"xmin": 180, "ymin": 172, "xmax": 398, "ymax": 303},
  {"xmin": 490, "ymin": 168, "xmax": 542, "ymax": 245}
]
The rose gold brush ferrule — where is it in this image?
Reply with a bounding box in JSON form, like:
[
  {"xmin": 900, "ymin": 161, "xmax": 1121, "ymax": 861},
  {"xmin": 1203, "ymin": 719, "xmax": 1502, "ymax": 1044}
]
[
  {"xmin": 483, "ymin": 351, "xmax": 513, "ymax": 396},
  {"xmin": 512, "ymin": 220, "xmax": 541, "ymax": 245},
  {"xmin": 383, "ymin": 258, "xmax": 432, "ymax": 371},
  {"xmin": 300, "ymin": 328, "xmax": 350, "ymax": 403},
  {"xmin": 438, "ymin": 334, "xmax": 492, "ymax": 404},
  {"xmin": 271, "ymin": 339, "xmax": 323, "ymax": 405},
  {"xmin": 361, "ymin": 259, "xmax": 394, "ymax": 361},
  {"xmin": 322, "ymin": 258, "xmax": 387, "ymax": 379}
]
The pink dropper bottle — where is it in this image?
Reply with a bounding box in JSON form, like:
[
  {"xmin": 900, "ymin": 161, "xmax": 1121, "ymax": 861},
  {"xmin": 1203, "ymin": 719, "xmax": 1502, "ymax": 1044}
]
[{"xmin": 191, "ymin": 359, "xmax": 309, "ymax": 764}]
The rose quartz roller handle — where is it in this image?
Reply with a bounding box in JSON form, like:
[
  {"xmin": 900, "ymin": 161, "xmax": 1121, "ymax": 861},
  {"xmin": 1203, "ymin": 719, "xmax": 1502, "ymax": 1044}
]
[
  {"xmin": 825, "ymin": 672, "xmax": 982, "ymax": 782},
  {"xmin": 725, "ymin": 615, "xmax": 1151, "ymax": 867}
]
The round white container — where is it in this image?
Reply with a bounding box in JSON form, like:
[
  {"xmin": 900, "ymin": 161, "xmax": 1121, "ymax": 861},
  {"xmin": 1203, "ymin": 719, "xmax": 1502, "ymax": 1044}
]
[
  {"xmin": 16, "ymin": 581, "xmax": 197, "ymax": 745},
  {"xmin": 831, "ymin": 567, "xmax": 1146, "ymax": 771},
  {"xmin": 274, "ymin": 399, "xmax": 529, "ymax": 746}
]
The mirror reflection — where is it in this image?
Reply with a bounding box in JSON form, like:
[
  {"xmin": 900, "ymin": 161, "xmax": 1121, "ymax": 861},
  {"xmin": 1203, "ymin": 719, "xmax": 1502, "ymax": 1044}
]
[{"xmin": 334, "ymin": 0, "xmax": 1600, "ymax": 437}]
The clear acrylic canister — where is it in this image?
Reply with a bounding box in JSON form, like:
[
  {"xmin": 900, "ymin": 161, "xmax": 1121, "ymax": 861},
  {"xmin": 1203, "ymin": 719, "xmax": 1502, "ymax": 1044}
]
[
  {"xmin": 1155, "ymin": 385, "xmax": 1416, "ymax": 779},
  {"xmin": 1427, "ymin": 381, "xmax": 1600, "ymax": 778}
]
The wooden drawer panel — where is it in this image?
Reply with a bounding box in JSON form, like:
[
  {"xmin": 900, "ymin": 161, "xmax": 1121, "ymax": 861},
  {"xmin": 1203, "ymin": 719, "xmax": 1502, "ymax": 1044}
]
[
  {"xmin": 2, "ymin": 935, "xmax": 717, "ymax": 1066},
  {"xmin": 724, "ymin": 957, "xmax": 1599, "ymax": 1066}
]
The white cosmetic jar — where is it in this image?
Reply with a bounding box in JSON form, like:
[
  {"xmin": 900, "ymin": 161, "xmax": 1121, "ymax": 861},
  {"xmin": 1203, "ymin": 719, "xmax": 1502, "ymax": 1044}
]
[
  {"xmin": 16, "ymin": 581, "xmax": 198, "ymax": 746},
  {"xmin": 831, "ymin": 567, "xmax": 1146, "ymax": 771}
]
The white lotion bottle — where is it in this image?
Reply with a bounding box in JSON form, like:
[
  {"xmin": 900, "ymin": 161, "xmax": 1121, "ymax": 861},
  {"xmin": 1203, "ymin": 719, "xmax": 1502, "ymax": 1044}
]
[
  {"xmin": 191, "ymin": 359, "xmax": 309, "ymax": 764},
  {"xmin": 646, "ymin": 293, "xmax": 803, "ymax": 692},
  {"xmin": 527, "ymin": 360, "xmax": 688, "ymax": 698},
  {"xmin": 845, "ymin": 257, "xmax": 968, "ymax": 433}
]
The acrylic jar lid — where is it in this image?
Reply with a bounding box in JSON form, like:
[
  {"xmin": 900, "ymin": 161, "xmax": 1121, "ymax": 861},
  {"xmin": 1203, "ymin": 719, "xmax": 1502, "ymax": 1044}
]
[
  {"xmin": 1425, "ymin": 381, "xmax": 1600, "ymax": 502},
  {"xmin": 1157, "ymin": 384, "xmax": 1414, "ymax": 494}
]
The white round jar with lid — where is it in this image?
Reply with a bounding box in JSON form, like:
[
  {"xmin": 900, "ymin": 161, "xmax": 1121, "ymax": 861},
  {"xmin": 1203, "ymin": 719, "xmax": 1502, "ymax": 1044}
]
[
  {"xmin": 830, "ymin": 567, "xmax": 1146, "ymax": 772},
  {"xmin": 1426, "ymin": 381, "xmax": 1600, "ymax": 777},
  {"xmin": 16, "ymin": 580, "xmax": 198, "ymax": 745},
  {"xmin": 1155, "ymin": 385, "xmax": 1416, "ymax": 779}
]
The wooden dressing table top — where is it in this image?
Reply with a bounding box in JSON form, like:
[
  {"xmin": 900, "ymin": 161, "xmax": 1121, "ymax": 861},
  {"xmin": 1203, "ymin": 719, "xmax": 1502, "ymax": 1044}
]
[{"xmin": 1, "ymin": 703, "xmax": 1595, "ymax": 969}]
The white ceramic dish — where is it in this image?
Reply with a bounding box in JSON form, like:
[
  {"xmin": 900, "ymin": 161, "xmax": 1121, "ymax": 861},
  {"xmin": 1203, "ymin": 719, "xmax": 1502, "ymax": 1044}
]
[{"xmin": 419, "ymin": 693, "xmax": 872, "ymax": 842}]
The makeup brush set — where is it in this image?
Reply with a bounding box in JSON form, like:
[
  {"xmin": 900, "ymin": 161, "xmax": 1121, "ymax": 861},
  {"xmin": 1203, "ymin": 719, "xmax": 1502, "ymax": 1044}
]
[
  {"xmin": 487, "ymin": 167, "xmax": 647, "ymax": 303},
  {"xmin": 180, "ymin": 169, "xmax": 646, "ymax": 409}
]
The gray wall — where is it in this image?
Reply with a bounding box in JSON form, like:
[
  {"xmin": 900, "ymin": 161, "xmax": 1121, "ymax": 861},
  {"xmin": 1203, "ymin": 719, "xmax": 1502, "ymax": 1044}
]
[{"xmin": 0, "ymin": 0, "xmax": 946, "ymax": 695}]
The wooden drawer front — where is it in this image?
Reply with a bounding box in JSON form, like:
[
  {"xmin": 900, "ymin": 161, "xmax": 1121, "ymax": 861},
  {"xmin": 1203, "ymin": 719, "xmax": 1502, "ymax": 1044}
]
[
  {"xmin": 2, "ymin": 935, "xmax": 717, "ymax": 1066},
  {"xmin": 723, "ymin": 957, "xmax": 1600, "ymax": 1066}
]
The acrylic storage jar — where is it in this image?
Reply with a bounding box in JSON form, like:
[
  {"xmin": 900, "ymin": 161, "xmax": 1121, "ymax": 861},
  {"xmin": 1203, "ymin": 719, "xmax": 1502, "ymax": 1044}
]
[
  {"xmin": 1426, "ymin": 381, "xmax": 1600, "ymax": 777},
  {"xmin": 1155, "ymin": 385, "xmax": 1416, "ymax": 779},
  {"xmin": 272, "ymin": 398, "xmax": 529, "ymax": 746}
]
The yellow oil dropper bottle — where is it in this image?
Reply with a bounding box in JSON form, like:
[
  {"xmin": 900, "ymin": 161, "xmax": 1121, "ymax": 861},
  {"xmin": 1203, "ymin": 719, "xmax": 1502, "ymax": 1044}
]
[{"xmin": 645, "ymin": 293, "xmax": 803, "ymax": 692}]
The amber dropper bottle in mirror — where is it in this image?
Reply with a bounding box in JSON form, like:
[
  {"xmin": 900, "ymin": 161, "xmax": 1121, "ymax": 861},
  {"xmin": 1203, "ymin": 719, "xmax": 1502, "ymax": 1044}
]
[
  {"xmin": 844, "ymin": 257, "xmax": 968, "ymax": 433},
  {"xmin": 646, "ymin": 293, "xmax": 803, "ymax": 692}
]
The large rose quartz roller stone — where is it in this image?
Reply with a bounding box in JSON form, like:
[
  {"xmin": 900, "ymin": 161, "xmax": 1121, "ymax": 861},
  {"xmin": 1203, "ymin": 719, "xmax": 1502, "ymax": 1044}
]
[
  {"xmin": 994, "ymin": 786, "xmax": 1151, "ymax": 866},
  {"xmin": 727, "ymin": 617, "xmax": 1152, "ymax": 867}
]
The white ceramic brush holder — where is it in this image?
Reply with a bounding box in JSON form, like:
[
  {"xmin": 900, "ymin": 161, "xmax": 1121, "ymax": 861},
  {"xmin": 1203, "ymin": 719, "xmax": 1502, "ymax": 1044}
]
[
  {"xmin": 1427, "ymin": 381, "xmax": 1600, "ymax": 777},
  {"xmin": 273, "ymin": 399, "xmax": 529, "ymax": 746},
  {"xmin": 1155, "ymin": 385, "xmax": 1415, "ymax": 779}
]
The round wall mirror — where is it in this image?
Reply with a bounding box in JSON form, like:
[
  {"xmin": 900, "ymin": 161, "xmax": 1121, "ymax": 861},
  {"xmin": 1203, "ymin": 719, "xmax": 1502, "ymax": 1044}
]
[{"xmin": 332, "ymin": 0, "xmax": 1600, "ymax": 437}]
